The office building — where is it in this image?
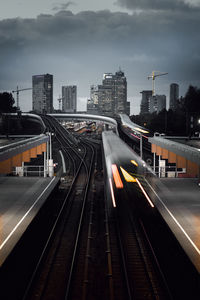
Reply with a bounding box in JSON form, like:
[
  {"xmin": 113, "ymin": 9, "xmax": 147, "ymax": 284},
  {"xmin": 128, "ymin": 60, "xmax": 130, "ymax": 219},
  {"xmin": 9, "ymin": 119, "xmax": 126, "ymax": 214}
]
[
  {"xmin": 62, "ymin": 85, "xmax": 77, "ymax": 113},
  {"xmin": 98, "ymin": 70, "xmax": 127, "ymax": 117},
  {"xmin": 90, "ymin": 85, "xmax": 99, "ymax": 105},
  {"xmin": 140, "ymin": 90, "xmax": 152, "ymax": 114},
  {"xmin": 149, "ymin": 95, "xmax": 166, "ymax": 113},
  {"xmin": 169, "ymin": 83, "xmax": 179, "ymax": 111},
  {"xmin": 126, "ymin": 101, "xmax": 130, "ymax": 116},
  {"xmin": 32, "ymin": 74, "xmax": 53, "ymax": 114},
  {"xmin": 87, "ymin": 99, "xmax": 99, "ymax": 115}
]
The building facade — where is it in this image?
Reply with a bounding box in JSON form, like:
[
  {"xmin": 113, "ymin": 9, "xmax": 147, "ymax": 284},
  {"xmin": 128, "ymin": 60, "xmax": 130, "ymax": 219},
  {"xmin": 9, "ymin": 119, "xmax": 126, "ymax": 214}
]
[
  {"xmin": 149, "ymin": 95, "xmax": 166, "ymax": 113},
  {"xmin": 169, "ymin": 83, "xmax": 179, "ymax": 111},
  {"xmin": 32, "ymin": 74, "xmax": 53, "ymax": 114},
  {"xmin": 62, "ymin": 85, "xmax": 77, "ymax": 113},
  {"xmin": 87, "ymin": 70, "xmax": 128, "ymax": 117},
  {"xmin": 140, "ymin": 90, "xmax": 152, "ymax": 114}
]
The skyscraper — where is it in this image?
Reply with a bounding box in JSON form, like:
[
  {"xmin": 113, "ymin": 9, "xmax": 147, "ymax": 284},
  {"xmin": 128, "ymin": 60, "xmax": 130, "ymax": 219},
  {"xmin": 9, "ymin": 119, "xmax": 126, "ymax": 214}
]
[
  {"xmin": 169, "ymin": 83, "xmax": 179, "ymax": 111},
  {"xmin": 87, "ymin": 85, "xmax": 99, "ymax": 114},
  {"xmin": 62, "ymin": 86, "xmax": 77, "ymax": 113},
  {"xmin": 140, "ymin": 90, "xmax": 152, "ymax": 114},
  {"xmin": 98, "ymin": 70, "xmax": 127, "ymax": 117},
  {"xmin": 32, "ymin": 74, "xmax": 53, "ymax": 114},
  {"xmin": 149, "ymin": 95, "xmax": 166, "ymax": 113}
]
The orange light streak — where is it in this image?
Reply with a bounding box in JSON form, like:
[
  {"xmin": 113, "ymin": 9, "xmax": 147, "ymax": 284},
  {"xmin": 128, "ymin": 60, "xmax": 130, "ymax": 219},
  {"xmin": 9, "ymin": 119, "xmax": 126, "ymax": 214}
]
[{"xmin": 111, "ymin": 164, "xmax": 123, "ymax": 189}]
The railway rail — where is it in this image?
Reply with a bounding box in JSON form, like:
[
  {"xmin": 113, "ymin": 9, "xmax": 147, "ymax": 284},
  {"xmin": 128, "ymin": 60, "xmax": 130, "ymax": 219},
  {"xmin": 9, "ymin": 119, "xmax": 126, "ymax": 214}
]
[{"xmin": 0, "ymin": 116, "xmax": 191, "ymax": 299}]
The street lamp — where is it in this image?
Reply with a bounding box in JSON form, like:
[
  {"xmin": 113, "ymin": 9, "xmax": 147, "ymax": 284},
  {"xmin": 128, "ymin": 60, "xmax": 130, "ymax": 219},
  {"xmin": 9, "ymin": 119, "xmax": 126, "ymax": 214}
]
[{"xmin": 46, "ymin": 131, "xmax": 54, "ymax": 177}]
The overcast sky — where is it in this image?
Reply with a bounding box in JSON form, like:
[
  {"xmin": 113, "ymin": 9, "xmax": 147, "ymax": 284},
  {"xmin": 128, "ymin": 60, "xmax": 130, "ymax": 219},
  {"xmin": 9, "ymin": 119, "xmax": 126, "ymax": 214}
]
[{"xmin": 0, "ymin": 0, "xmax": 200, "ymax": 114}]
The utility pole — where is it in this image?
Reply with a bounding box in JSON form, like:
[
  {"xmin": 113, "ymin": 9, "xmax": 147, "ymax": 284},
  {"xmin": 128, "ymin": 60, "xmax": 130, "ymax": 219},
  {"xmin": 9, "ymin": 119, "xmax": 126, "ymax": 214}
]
[
  {"xmin": 12, "ymin": 86, "xmax": 32, "ymax": 111},
  {"xmin": 148, "ymin": 71, "xmax": 168, "ymax": 96}
]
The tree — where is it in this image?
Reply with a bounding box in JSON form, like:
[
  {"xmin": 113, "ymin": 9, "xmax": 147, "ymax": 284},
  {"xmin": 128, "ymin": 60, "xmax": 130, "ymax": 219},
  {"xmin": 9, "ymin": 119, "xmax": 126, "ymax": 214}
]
[
  {"xmin": 183, "ymin": 85, "xmax": 200, "ymax": 113},
  {"xmin": 0, "ymin": 92, "xmax": 17, "ymax": 113}
]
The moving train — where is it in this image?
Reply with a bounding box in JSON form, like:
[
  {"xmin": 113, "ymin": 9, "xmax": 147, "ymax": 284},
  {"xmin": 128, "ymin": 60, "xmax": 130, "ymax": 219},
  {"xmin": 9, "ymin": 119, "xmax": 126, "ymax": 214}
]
[
  {"xmin": 118, "ymin": 113, "xmax": 153, "ymax": 140},
  {"xmin": 102, "ymin": 131, "xmax": 155, "ymax": 208}
]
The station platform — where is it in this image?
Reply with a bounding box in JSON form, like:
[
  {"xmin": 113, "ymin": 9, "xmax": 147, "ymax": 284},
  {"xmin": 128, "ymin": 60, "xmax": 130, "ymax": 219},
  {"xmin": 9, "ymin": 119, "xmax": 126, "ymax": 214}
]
[
  {"xmin": 0, "ymin": 176, "xmax": 59, "ymax": 266},
  {"xmin": 145, "ymin": 177, "xmax": 200, "ymax": 273}
]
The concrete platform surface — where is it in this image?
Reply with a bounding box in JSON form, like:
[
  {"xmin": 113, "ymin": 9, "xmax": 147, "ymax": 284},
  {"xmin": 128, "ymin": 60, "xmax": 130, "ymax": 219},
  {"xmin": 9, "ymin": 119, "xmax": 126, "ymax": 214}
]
[
  {"xmin": 0, "ymin": 176, "xmax": 59, "ymax": 266},
  {"xmin": 145, "ymin": 177, "xmax": 200, "ymax": 273}
]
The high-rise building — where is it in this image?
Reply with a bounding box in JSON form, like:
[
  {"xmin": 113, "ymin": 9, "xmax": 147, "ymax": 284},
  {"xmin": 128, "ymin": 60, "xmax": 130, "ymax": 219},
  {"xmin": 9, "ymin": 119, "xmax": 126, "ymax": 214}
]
[
  {"xmin": 62, "ymin": 85, "xmax": 77, "ymax": 113},
  {"xmin": 32, "ymin": 74, "xmax": 53, "ymax": 114},
  {"xmin": 90, "ymin": 85, "xmax": 99, "ymax": 105},
  {"xmin": 149, "ymin": 95, "xmax": 166, "ymax": 113},
  {"xmin": 86, "ymin": 85, "xmax": 99, "ymax": 114},
  {"xmin": 98, "ymin": 70, "xmax": 127, "ymax": 117},
  {"xmin": 169, "ymin": 83, "xmax": 179, "ymax": 111},
  {"xmin": 87, "ymin": 99, "xmax": 99, "ymax": 115},
  {"xmin": 140, "ymin": 90, "xmax": 152, "ymax": 114},
  {"xmin": 126, "ymin": 101, "xmax": 130, "ymax": 116}
]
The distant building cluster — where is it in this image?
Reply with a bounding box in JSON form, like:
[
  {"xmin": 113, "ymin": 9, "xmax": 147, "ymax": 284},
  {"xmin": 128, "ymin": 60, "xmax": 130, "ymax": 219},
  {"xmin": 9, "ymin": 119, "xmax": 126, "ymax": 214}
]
[
  {"xmin": 32, "ymin": 70, "xmax": 129, "ymax": 117},
  {"xmin": 87, "ymin": 70, "xmax": 130, "ymax": 117},
  {"xmin": 32, "ymin": 74, "xmax": 77, "ymax": 114},
  {"xmin": 140, "ymin": 83, "xmax": 179, "ymax": 114},
  {"xmin": 31, "ymin": 71, "xmax": 179, "ymax": 117}
]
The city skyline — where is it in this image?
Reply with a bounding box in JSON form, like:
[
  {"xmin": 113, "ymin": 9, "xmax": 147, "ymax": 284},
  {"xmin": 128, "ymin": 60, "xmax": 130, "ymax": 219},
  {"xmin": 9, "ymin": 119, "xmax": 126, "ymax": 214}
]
[{"xmin": 0, "ymin": 1, "xmax": 200, "ymax": 114}]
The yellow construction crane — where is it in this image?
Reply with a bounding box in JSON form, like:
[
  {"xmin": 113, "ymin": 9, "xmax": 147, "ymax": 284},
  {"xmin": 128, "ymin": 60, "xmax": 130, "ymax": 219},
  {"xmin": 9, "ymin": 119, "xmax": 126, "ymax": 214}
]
[
  {"xmin": 12, "ymin": 86, "xmax": 32, "ymax": 110},
  {"xmin": 148, "ymin": 71, "xmax": 168, "ymax": 96}
]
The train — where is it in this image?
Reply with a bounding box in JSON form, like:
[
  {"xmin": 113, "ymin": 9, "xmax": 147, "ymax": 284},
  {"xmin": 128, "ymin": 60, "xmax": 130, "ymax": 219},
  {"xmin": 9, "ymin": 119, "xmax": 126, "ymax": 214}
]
[
  {"xmin": 117, "ymin": 114, "xmax": 154, "ymax": 165},
  {"xmin": 118, "ymin": 113, "xmax": 153, "ymax": 139},
  {"xmin": 102, "ymin": 131, "xmax": 155, "ymax": 209}
]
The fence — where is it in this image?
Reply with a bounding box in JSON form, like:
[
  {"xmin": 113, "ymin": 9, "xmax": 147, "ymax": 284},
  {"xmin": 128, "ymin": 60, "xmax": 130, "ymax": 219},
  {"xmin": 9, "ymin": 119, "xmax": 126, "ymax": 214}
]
[{"xmin": 14, "ymin": 165, "xmax": 45, "ymax": 177}]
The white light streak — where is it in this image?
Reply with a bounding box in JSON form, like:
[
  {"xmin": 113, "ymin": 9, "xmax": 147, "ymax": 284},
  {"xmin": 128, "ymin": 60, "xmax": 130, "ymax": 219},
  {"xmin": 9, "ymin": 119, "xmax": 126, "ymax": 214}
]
[
  {"xmin": 144, "ymin": 178, "xmax": 200, "ymax": 256},
  {"xmin": 0, "ymin": 177, "xmax": 56, "ymax": 250},
  {"xmin": 136, "ymin": 178, "xmax": 154, "ymax": 208},
  {"xmin": 109, "ymin": 178, "xmax": 116, "ymax": 207}
]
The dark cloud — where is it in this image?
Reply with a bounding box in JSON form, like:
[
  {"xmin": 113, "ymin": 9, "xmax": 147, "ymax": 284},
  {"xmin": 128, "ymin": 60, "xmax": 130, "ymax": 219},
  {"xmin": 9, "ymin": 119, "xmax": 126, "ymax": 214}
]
[
  {"xmin": 0, "ymin": 9, "xmax": 200, "ymax": 112},
  {"xmin": 52, "ymin": 1, "xmax": 75, "ymax": 11},
  {"xmin": 116, "ymin": 0, "xmax": 200, "ymax": 11}
]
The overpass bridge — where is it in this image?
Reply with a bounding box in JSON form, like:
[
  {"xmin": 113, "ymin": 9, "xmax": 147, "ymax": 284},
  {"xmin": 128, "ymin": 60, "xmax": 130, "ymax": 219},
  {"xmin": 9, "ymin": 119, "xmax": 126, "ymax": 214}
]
[{"xmin": 49, "ymin": 113, "xmax": 118, "ymax": 133}]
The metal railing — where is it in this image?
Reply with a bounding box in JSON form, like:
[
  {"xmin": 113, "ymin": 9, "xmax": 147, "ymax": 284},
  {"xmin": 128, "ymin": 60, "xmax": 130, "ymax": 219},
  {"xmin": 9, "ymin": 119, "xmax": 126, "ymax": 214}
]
[{"xmin": 14, "ymin": 165, "xmax": 45, "ymax": 177}]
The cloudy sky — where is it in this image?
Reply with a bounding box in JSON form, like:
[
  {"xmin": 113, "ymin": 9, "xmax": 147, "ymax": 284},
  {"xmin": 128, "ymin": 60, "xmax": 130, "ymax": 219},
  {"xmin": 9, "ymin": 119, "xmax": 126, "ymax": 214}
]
[{"xmin": 0, "ymin": 0, "xmax": 200, "ymax": 114}]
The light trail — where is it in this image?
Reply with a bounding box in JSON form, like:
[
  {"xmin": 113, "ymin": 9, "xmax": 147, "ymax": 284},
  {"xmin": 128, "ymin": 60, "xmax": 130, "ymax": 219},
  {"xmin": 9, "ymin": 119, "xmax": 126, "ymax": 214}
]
[
  {"xmin": 144, "ymin": 178, "xmax": 200, "ymax": 256},
  {"xmin": 0, "ymin": 177, "xmax": 56, "ymax": 250},
  {"xmin": 111, "ymin": 164, "xmax": 123, "ymax": 189},
  {"xmin": 136, "ymin": 178, "xmax": 154, "ymax": 208},
  {"xmin": 109, "ymin": 178, "xmax": 116, "ymax": 207}
]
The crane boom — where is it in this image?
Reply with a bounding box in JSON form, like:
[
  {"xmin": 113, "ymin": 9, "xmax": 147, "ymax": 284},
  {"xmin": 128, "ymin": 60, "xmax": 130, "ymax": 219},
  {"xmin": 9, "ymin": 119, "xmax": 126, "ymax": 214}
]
[
  {"xmin": 148, "ymin": 71, "xmax": 168, "ymax": 95},
  {"xmin": 12, "ymin": 86, "xmax": 32, "ymax": 110}
]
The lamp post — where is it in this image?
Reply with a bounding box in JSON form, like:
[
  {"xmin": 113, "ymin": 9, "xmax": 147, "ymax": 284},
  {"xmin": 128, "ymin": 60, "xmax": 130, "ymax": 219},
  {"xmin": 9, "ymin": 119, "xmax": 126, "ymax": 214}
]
[
  {"xmin": 198, "ymin": 119, "xmax": 200, "ymax": 138},
  {"xmin": 46, "ymin": 131, "xmax": 54, "ymax": 177}
]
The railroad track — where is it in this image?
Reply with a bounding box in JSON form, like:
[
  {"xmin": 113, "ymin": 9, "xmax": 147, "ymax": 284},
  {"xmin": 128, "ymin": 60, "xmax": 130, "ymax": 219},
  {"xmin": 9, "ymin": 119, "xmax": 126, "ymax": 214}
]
[{"xmin": 0, "ymin": 116, "xmax": 178, "ymax": 299}]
